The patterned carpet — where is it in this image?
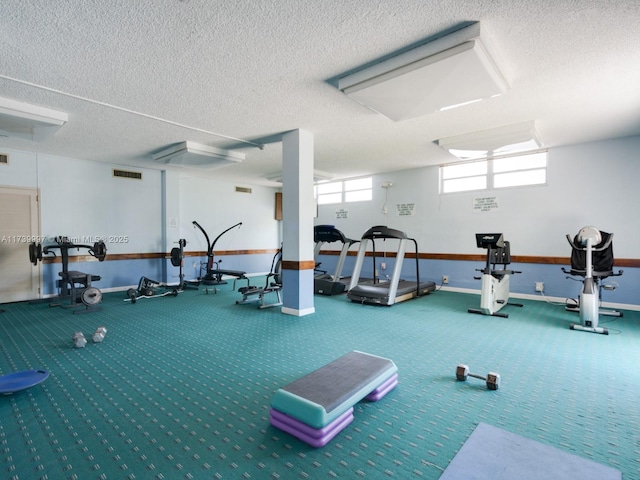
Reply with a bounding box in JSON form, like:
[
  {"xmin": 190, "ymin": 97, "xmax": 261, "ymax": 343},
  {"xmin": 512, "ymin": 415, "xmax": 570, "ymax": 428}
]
[{"xmin": 1, "ymin": 283, "xmax": 638, "ymax": 479}]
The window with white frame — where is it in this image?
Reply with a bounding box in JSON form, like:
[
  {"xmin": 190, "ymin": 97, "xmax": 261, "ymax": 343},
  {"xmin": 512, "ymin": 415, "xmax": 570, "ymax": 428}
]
[
  {"xmin": 316, "ymin": 177, "xmax": 373, "ymax": 205},
  {"xmin": 440, "ymin": 150, "xmax": 547, "ymax": 194}
]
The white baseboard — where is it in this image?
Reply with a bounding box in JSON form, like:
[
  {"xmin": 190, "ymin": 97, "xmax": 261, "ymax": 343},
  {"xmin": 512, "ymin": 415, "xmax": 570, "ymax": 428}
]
[
  {"xmin": 281, "ymin": 306, "xmax": 315, "ymax": 317},
  {"xmin": 438, "ymin": 286, "xmax": 640, "ymax": 312}
]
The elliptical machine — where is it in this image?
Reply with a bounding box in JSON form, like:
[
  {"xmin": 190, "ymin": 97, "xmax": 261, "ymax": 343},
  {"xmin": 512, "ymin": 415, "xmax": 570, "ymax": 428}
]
[
  {"xmin": 468, "ymin": 233, "xmax": 522, "ymax": 318},
  {"xmin": 562, "ymin": 226, "xmax": 623, "ymax": 335}
]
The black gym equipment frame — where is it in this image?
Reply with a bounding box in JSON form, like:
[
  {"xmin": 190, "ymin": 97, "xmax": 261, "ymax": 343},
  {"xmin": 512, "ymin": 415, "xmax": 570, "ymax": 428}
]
[
  {"xmin": 125, "ymin": 238, "xmax": 191, "ymax": 303},
  {"xmin": 191, "ymin": 221, "xmax": 250, "ymax": 292},
  {"xmin": 29, "ymin": 236, "xmax": 107, "ymax": 314},
  {"xmin": 313, "ymin": 225, "xmax": 360, "ymax": 296},
  {"xmin": 236, "ymin": 246, "xmax": 283, "ymax": 309}
]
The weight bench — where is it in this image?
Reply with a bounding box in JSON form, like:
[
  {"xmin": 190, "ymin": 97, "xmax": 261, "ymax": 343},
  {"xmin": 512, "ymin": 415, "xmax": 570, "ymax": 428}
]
[
  {"xmin": 55, "ymin": 270, "xmax": 103, "ymax": 313},
  {"xmin": 270, "ymin": 350, "xmax": 398, "ymax": 447},
  {"xmin": 202, "ymin": 269, "xmax": 250, "ymax": 293},
  {"xmin": 236, "ymin": 283, "xmax": 283, "ymax": 308}
]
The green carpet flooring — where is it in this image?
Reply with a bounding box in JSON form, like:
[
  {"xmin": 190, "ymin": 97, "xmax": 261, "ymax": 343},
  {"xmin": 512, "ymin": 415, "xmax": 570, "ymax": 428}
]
[{"xmin": 1, "ymin": 284, "xmax": 639, "ymax": 479}]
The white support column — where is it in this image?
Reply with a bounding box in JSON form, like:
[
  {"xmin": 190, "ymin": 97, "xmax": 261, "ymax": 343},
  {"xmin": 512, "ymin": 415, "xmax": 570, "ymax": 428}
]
[
  {"xmin": 161, "ymin": 170, "xmax": 180, "ymax": 283},
  {"xmin": 281, "ymin": 129, "xmax": 315, "ymax": 316}
]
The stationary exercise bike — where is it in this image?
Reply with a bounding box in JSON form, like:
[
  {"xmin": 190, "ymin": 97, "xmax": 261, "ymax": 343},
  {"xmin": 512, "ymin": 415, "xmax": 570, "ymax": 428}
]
[
  {"xmin": 562, "ymin": 226, "xmax": 623, "ymax": 335},
  {"xmin": 468, "ymin": 233, "xmax": 522, "ymax": 318}
]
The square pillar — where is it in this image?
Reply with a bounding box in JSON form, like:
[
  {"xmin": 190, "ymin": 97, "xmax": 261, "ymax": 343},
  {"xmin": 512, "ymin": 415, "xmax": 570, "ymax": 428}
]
[{"xmin": 281, "ymin": 129, "xmax": 315, "ymax": 316}]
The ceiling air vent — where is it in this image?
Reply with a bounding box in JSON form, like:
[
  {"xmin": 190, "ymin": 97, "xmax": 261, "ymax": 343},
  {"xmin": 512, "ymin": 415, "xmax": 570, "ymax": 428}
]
[
  {"xmin": 235, "ymin": 186, "xmax": 252, "ymax": 194},
  {"xmin": 113, "ymin": 169, "xmax": 142, "ymax": 180},
  {"xmin": 0, "ymin": 153, "xmax": 8, "ymax": 165}
]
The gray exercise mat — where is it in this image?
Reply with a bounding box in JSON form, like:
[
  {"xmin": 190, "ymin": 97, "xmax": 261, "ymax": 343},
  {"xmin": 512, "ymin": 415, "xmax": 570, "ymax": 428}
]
[{"xmin": 440, "ymin": 422, "xmax": 621, "ymax": 480}]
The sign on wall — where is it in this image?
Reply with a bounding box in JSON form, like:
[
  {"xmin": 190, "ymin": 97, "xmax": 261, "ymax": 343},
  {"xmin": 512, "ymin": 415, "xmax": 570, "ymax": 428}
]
[
  {"xmin": 396, "ymin": 203, "xmax": 415, "ymax": 216},
  {"xmin": 473, "ymin": 196, "xmax": 499, "ymax": 213},
  {"xmin": 335, "ymin": 208, "xmax": 348, "ymax": 219}
]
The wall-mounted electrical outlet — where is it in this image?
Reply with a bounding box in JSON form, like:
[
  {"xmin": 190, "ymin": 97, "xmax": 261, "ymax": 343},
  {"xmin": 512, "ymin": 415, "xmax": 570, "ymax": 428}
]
[
  {"xmin": 535, "ymin": 282, "xmax": 544, "ymax": 292},
  {"xmin": 442, "ymin": 275, "xmax": 449, "ymax": 284}
]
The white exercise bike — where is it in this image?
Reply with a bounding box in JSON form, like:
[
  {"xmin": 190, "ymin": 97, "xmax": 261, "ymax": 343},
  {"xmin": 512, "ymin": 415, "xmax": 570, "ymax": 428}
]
[
  {"xmin": 562, "ymin": 226, "xmax": 623, "ymax": 335},
  {"xmin": 468, "ymin": 233, "xmax": 522, "ymax": 318}
]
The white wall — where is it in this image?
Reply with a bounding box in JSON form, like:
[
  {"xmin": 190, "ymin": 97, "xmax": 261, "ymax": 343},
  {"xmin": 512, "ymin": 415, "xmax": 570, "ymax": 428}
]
[
  {"xmin": 2, "ymin": 134, "xmax": 637, "ymax": 299},
  {"xmin": 0, "ymin": 149, "xmax": 38, "ymax": 187},
  {"xmin": 316, "ymin": 135, "xmax": 640, "ymax": 259},
  {"xmin": 179, "ymin": 175, "xmax": 280, "ymax": 253},
  {"xmin": 1, "ymin": 148, "xmax": 280, "ymax": 258},
  {"xmin": 37, "ymin": 154, "xmax": 163, "ymax": 254}
]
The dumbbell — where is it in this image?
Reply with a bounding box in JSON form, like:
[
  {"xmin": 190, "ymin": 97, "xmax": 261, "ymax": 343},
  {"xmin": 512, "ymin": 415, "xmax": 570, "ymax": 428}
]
[{"xmin": 455, "ymin": 364, "xmax": 500, "ymax": 390}]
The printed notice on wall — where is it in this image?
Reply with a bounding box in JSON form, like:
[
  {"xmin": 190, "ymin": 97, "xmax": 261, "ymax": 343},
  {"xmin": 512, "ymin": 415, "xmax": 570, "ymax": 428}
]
[
  {"xmin": 473, "ymin": 196, "xmax": 499, "ymax": 213},
  {"xmin": 335, "ymin": 208, "xmax": 348, "ymax": 219},
  {"xmin": 397, "ymin": 203, "xmax": 415, "ymax": 216}
]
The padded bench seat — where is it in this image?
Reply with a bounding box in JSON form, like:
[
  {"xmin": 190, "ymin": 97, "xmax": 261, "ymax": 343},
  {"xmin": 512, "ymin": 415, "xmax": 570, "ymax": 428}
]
[
  {"xmin": 203, "ymin": 269, "xmax": 247, "ymax": 282},
  {"xmin": 270, "ymin": 350, "xmax": 397, "ymax": 447},
  {"xmin": 59, "ymin": 270, "xmax": 101, "ymax": 283}
]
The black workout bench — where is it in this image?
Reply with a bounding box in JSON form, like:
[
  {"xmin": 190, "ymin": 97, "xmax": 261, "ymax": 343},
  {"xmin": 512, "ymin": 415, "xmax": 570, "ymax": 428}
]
[{"xmin": 202, "ymin": 269, "xmax": 250, "ymax": 294}]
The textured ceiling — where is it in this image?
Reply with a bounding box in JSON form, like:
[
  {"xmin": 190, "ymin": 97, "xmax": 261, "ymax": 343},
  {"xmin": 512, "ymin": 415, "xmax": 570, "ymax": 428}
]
[{"xmin": 1, "ymin": 0, "xmax": 639, "ymax": 186}]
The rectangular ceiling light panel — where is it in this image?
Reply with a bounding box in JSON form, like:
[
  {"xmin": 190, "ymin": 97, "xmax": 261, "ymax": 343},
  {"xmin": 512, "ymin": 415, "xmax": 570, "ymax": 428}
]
[
  {"xmin": 436, "ymin": 121, "xmax": 542, "ymax": 160},
  {"xmin": 338, "ymin": 24, "xmax": 508, "ymax": 122},
  {"xmin": 266, "ymin": 169, "xmax": 333, "ymax": 184},
  {"xmin": 0, "ymin": 96, "xmax": 68, "ymax": 141},
  {"xmin": 153, "ymin": 141, "xmax": 245, "ymax": 169}
]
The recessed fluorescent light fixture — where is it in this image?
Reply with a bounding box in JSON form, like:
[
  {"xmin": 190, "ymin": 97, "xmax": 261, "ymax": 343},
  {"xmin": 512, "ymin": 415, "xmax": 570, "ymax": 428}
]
[
  {"xmin": 439, "ymin": 98, "xmax": 483, "ymax": 112},
  {"xmin": 338, "ymin": 22, "xmax": 508, "ymax": 122},
  {"xmin": 0, "ymin": 96, "xmax": 68, "ymax": 141},
  {"xmin": 153, "ymin": 141, "xmax": 245, "ymax": 169},
  {"xmin": 266, "ymin": 169, "xmax": 334, "ymax": 184},
  {"xmin": 436, "ymin": 121, "xmax": 542, "ymax": 160}
]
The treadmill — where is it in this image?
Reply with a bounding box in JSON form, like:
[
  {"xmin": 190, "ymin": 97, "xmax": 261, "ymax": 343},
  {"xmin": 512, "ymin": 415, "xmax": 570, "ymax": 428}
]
[
  {"xmin": 313, "ymin": 225, "xmax": 359, "ymax": 295},
  {"xmin": 347, "ymin": 226, "xmax": 436, "ymax": 306}
]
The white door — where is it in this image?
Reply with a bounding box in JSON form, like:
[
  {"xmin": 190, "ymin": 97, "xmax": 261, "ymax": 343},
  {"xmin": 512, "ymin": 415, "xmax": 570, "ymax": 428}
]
[{"xmin": 0, "ymin": 186, "xmax": 40, "ymax": 303}]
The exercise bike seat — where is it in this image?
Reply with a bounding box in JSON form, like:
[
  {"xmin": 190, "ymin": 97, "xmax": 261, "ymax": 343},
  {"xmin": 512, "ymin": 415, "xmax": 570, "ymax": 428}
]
[{"xmin": 563, "ymin": 230, "xmax": 622, "ymax": 279}]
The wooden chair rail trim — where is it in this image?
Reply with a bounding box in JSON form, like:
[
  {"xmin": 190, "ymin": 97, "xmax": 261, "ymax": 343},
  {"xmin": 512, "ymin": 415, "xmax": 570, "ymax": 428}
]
[
  {"xmin": 40, "ymin": 249, "xmax": 280, "ymax": 264},
  {"xmin": 40, "ymin": 249, "xmax": 640, "ymax": 268},
  {"xmin": 281, "ymin": 260, "xmax": 316, "ymax": 271},
  {"xmin": 317, "ymin": 250, "xmax": 640, "ymax": 268}
]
